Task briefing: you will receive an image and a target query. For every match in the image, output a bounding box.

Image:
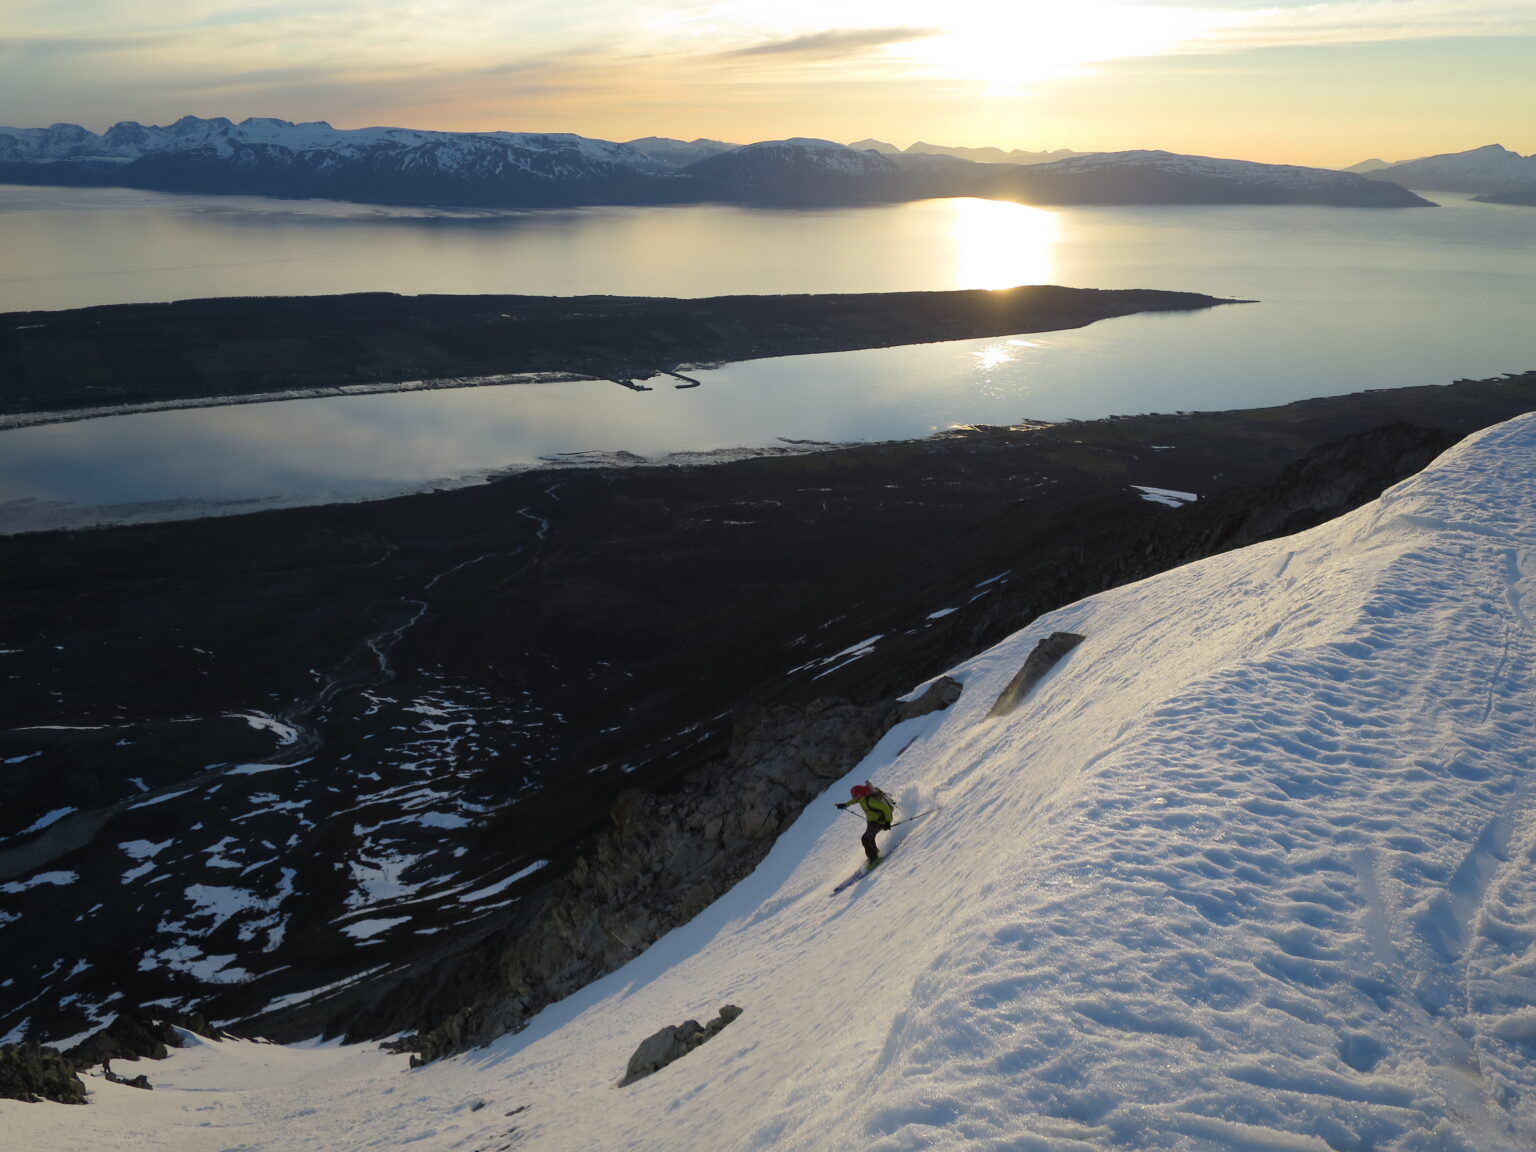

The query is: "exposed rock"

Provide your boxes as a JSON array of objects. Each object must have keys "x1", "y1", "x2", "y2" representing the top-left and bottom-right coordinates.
[
  {"x1": 395, "y1": 693, "x2": 939, "y2": 1065},
  {"x1": 0, "y1": 1043, "x2": 87, "y2": 1104},
  {"x1": 897, "y1": 676, "x2": 964, "y2": 721},
  {"x1": 0, "y1": 1010, "x2": 215, "y2": 1104},
  {"x1": 620, "y1": 1005, "x2": 743, "y2": 1086},
  {"x1": 63, "y1": 1011, "x2": 204, "y2": 1069},
  {"x1": 102, "y1": 1067, "x2": 153, "y2": 1090},
  {"x1": 988, "y1": 634, "x2": 1085, "y2": 717}
]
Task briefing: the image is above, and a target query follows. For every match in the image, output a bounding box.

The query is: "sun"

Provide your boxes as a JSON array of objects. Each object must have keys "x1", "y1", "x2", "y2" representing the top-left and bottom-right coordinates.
[{"x1": 947, "y1": 197, "x2": 1059, "y2": 290}]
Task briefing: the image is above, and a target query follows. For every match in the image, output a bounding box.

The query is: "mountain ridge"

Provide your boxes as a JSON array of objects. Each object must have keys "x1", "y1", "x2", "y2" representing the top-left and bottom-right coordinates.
[
  {"x1": 1361, "y1": 143, "x2": 1536, "y2": 194},
  {"x1": 0, "y1": 115, "x2": 1431, "y2": 209}
]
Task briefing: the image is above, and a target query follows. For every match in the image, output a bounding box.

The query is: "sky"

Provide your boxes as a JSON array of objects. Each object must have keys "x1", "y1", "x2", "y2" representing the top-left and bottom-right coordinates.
[{"x1": 1, "y1": 0, "x2": 1533, "y2": 168}]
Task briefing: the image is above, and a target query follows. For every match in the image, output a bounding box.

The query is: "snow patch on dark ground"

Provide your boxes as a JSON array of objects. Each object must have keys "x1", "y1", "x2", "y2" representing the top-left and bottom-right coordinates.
[{"x1": 8, "y1": 414, "x2": 1536, "y2": 1150}]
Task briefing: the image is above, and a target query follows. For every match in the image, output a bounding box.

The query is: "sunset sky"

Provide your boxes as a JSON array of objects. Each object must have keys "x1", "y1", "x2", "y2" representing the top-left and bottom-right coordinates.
[{"x1": 3, "y1": 0, "x2": 1532, "y2": 168}]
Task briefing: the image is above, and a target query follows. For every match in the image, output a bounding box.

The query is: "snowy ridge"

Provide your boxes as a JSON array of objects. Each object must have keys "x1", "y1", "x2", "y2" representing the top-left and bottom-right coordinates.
[
  {"x1": 906, "y1": 140, "x2": 1088, "y2": 165},
  {"x1": 1033, "y1": 148, "x2": 1400, "y2": 191},
  {"x1": 11, "y1": 414, "x2": 1536, "y2": 1149},
  {"x1": 0, "y1": 115, "x2": 668, "y2": 182},
  {"x1": 1363, "y1": 144, "x2": 1536, "y2": 194},
  {"x1": 685, "y1": 136, "x2": 903, "y2": 177},
  {"x1": 623, "y1": 136, "x2": 740, "y2": 168}
]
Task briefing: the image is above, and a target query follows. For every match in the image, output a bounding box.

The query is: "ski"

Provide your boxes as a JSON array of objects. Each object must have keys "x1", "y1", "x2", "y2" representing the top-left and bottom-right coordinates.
[{"x1": 830, "y1": 856, "x2": 886, "y2": 896}]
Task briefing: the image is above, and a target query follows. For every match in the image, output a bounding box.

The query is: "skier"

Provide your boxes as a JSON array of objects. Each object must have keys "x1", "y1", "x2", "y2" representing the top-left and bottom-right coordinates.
[{"x1": 835, "y1": 783, "x2": 894, "y2": 866}]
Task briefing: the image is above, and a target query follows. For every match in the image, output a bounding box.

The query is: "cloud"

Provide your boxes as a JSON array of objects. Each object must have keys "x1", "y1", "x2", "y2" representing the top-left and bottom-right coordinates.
[
  {"x1": 1175, "y1": 0, "x2": 1536, "y2": 50},
  {"x1": 722, "y1": 26, "x2": 939, "y2": 60}
]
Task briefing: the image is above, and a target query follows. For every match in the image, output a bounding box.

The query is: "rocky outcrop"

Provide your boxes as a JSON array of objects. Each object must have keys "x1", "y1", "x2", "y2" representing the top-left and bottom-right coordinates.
[
  {"x1": 619, "y1": 1005, "x2": 743, "y2": 1086},
  {"x1": 0, "y1": 1043, "x2": 87, "y2": 1104},
  {"x1": 899, "y1": 676, "x2": 964, "y2": 720},
  {"x1": 101, "y1": 1066, "x2": 153, "y2": 1090},
  {"x1": 63, "y1": 1011, "x2": 204, "y2": 1070},
  {"x1": 988, "y1": 633, "x2": 1086, "y2": 717},
  {"x1": 393, "y1": 680, "x2": 962, "y2": 1065},
  {"x1": 0, "y1": 1011, "x2": 212, "y2": 1104}
]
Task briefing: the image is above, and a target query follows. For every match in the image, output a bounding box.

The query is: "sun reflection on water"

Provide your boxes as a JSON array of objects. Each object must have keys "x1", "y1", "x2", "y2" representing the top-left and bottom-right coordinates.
[
  {"x1": 974, "y1": 338, "x2": 1039, "y2": 371},
  {"x1": 947, "y1": 198, "x2": 1059, "y2": 290}
]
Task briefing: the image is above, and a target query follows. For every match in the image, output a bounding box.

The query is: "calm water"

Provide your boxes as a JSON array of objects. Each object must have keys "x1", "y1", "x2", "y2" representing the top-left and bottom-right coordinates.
[{"x1": 1, "y1": 185, "x2": 1533, "y2": 532}]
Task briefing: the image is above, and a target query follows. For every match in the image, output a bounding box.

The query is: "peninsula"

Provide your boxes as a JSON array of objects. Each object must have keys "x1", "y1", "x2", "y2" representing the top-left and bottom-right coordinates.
[{"x1": 0, "y1": 286, "x2": 1236, "y2": 426}]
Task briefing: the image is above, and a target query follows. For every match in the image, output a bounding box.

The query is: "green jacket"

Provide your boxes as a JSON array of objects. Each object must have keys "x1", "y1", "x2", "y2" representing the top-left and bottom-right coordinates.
[{"x1": 839, "y1": 794, "x2": 894, "y2": 824}]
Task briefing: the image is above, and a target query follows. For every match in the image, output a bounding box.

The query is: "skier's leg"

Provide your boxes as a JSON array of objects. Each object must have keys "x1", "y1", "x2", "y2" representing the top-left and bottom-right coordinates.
[{"x1": 861, "y1": 824, "x2": 880, "y2": 862}]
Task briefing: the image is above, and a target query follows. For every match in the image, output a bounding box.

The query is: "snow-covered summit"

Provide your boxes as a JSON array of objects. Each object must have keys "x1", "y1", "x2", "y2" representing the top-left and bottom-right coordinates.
[
  {"x1": 1364, "y1": 144, "x2": 1536, "y2": 194},
  {"x1": 623, "y1": 136, "x2": 740, "y2": 168},
  {"x1": 680, "y1": 137, "x2": 904, "y2": 194},
  {"x1": 12, "y1": 412, "x2": 1536, "y2": 1149}
]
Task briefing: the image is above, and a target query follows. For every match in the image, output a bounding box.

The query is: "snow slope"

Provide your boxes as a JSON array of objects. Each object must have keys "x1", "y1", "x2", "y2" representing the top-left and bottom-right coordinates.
[{"x1": 10, "y1": 413, "x2": 1536, "y2": 1150}]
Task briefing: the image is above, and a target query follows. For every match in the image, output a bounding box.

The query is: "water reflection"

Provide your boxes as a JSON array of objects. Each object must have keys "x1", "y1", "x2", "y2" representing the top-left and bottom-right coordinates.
[
  {"x1": 1, "y1": 189, "x2": 1533, "y2": 533},
  {"x1": 974, "y1": 338, "x2": 1038, "y2": 371},
  {"x1": 0, "y1": 187, "x2": 1078, "y2": 312},
  {"x1": 947, "y1": 199, "x2": 1058, "y2": 289}
]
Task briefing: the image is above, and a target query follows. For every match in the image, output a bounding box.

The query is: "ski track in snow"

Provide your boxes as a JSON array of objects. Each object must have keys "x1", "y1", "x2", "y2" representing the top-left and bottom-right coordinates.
[{"x1": 10, "y1": 414, "x2": 1536, "y2": 1151}]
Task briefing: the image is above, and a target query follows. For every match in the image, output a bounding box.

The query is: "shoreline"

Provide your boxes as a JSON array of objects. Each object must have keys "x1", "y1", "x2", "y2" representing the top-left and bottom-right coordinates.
[
  {"x1": 0, "y1": 285, "x2": 1237, "y2": 426},
  {"x1": 0, "y1": 369, "x2": 586, "y2": 432}
]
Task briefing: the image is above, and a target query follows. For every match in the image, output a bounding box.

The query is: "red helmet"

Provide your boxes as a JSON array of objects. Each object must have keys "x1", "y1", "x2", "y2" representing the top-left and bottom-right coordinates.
[{"x1": 849, "y1": 784, "x2": 872, "y2": 799}]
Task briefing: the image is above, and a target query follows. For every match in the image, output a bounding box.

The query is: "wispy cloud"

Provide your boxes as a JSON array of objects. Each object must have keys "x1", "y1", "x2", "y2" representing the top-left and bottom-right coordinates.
[
  {"x1": 723, "y1": 27, "x2": 939, "y2": 60},
  {"x1": 1173, "y1": 0, "x2": 1536, "y2": 50}
]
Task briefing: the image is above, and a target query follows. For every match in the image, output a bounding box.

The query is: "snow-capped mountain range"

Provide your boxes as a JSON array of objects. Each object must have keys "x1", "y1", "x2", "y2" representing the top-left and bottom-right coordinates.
[
  {"x1": 0, "y1": 115, "x2": 1431, "y2": 209},
  {"x1": 0, "y1": 115, "x2": 688, "y2": 207},
  {"x1": 0, "y1": 115, "x2": 665, "y2": 176},
  {"x1": 10, "y1": 409, "x2": 1536, "y2": 1150}
]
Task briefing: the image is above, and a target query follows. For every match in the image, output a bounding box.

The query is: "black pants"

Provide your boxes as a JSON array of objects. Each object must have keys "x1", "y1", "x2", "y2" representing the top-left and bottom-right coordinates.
[{"x1": 862, "y1": 820, "x2": 891, "y2": 862}]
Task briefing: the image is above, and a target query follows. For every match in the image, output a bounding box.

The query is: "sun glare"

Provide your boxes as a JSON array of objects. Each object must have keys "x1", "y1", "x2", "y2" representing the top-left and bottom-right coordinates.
[
  {"x1": 899, "y1": 2, "x2": 1231, "y2": 92},
  {"x1": 948, "y1": 198, "x2": 1058, "y2": 290}
]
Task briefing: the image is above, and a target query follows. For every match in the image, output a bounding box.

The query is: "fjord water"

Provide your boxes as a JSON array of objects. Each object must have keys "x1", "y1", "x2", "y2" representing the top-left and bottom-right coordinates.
[{"x1": 1, "y1": 185, "x2": 1532, "y2": 532}]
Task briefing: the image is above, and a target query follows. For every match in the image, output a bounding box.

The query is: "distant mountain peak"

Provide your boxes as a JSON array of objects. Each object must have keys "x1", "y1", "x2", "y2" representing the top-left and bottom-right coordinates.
[
  {"x1": 899, "y1": 140, "x2": 1089, "y2": 166},
  {"x1": 1361, "y1": 143, "x2": 1536, "y2": 194},
  {"x1": 622, "y1": 136, "x2": 739, "y2": 169}
]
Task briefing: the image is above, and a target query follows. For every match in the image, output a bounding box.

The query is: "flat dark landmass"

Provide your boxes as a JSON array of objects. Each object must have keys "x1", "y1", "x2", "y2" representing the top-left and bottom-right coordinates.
[
  {"x1": 0, "y1": 286, "x2": 1232, "y2": 422},
  {"x1": 2, "y1": 364, "x2": 1534, "y2": 1045},
  {"x1": 1472, "y1": 190, "x2": 1536, "y2": 206}
]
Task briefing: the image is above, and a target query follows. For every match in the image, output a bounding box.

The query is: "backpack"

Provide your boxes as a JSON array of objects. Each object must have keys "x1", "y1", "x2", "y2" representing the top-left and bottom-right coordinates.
[{"x1": 862, "y1": 781, "x2": 896, "y2": 814}]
